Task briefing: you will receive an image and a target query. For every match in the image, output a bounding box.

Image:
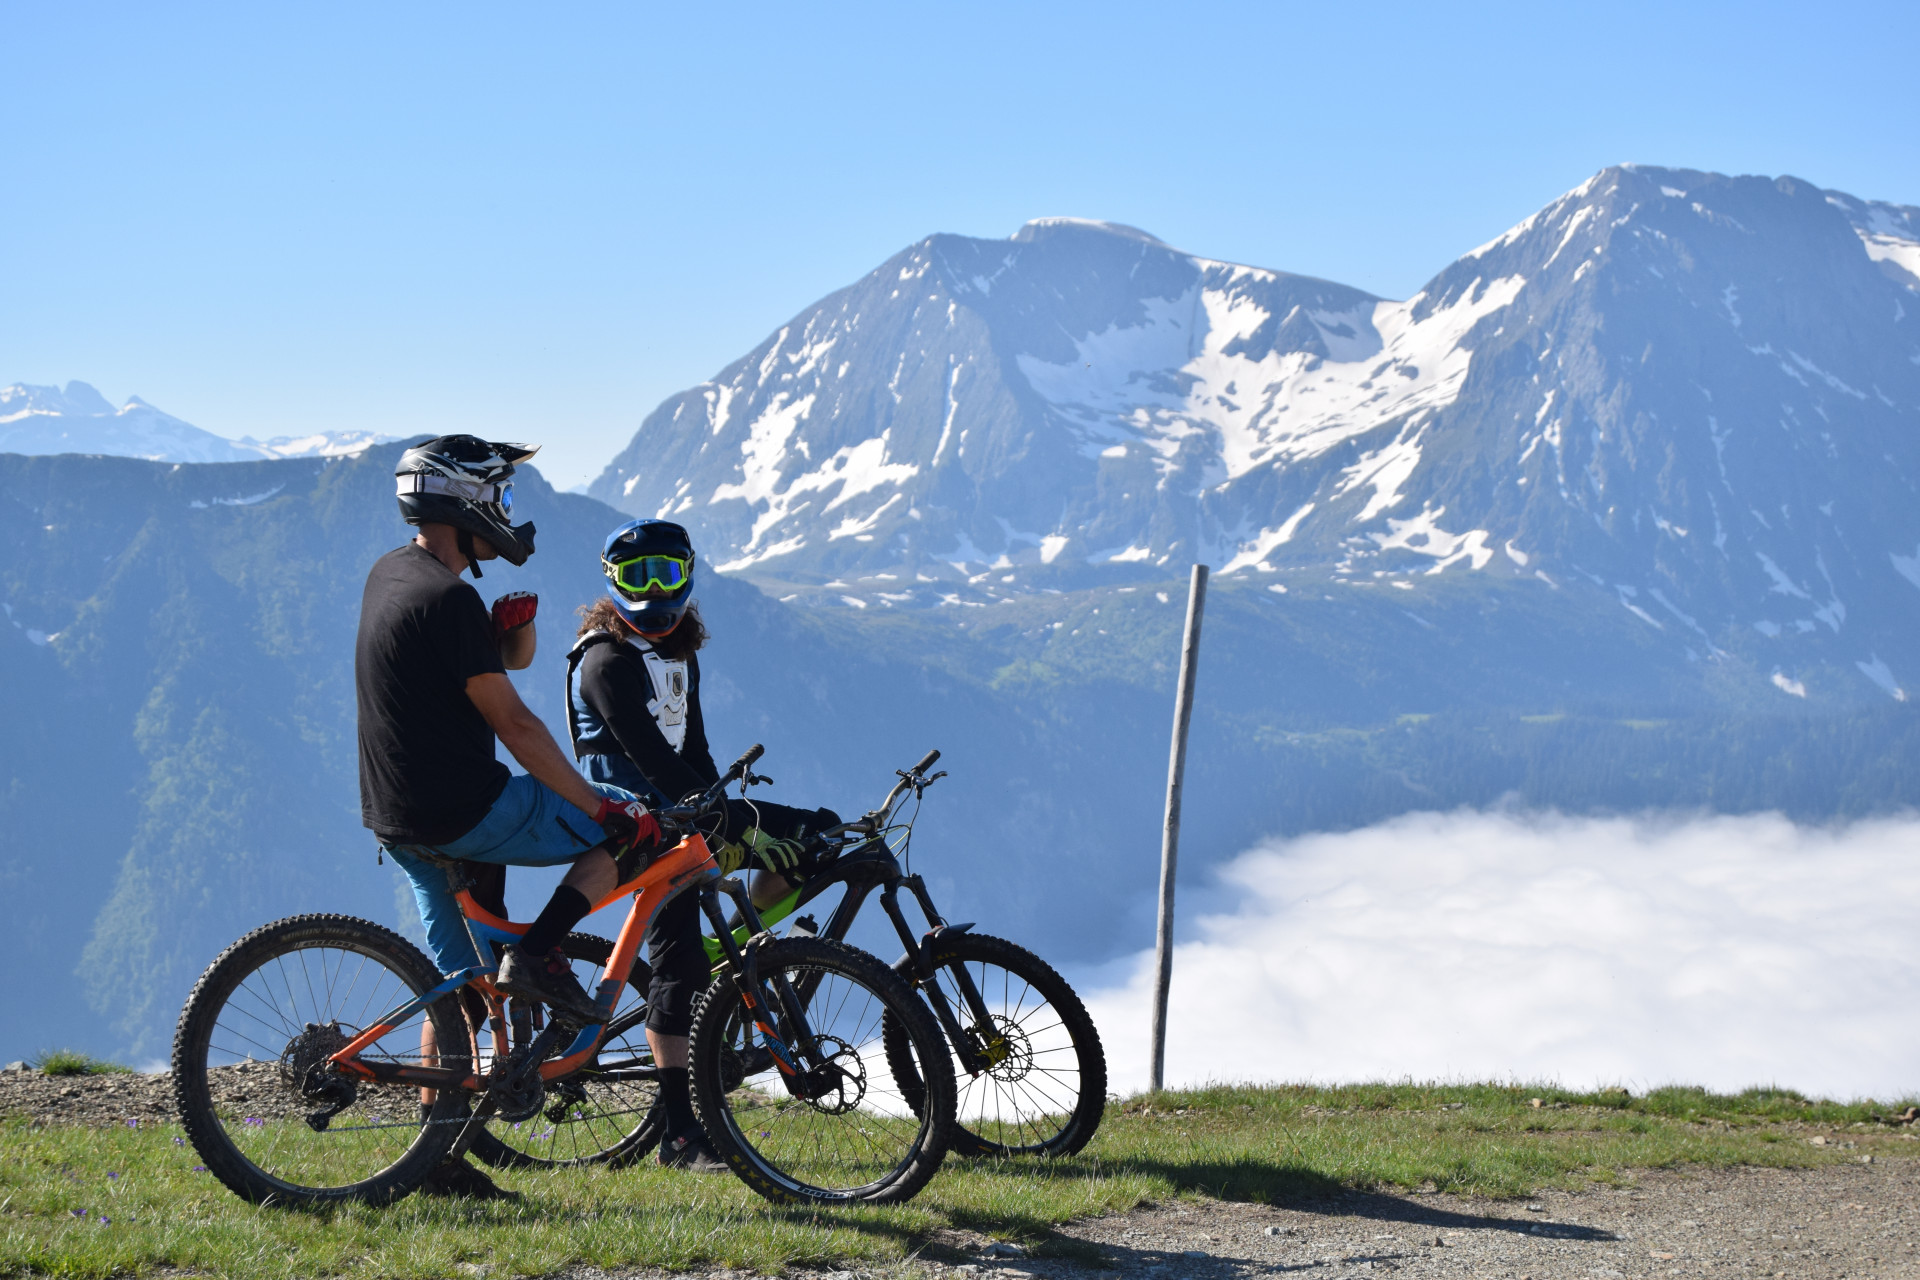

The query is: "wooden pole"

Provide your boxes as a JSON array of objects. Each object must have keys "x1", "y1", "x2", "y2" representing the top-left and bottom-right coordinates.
[{"x1": 1150, "y1": 563, "x2": 1208, "y2": 1093}]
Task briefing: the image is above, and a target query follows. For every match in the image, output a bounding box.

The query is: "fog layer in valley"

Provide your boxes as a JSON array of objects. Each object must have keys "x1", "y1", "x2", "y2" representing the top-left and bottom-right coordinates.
[{"x1": 1081, "y1": 810, "x2": 1920, "y2": 1100}]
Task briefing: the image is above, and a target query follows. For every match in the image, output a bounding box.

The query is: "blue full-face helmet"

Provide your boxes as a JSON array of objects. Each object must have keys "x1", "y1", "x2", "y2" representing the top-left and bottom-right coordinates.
[{"x1": 602, "y1": 518, "x2": 696, "y2": 636}]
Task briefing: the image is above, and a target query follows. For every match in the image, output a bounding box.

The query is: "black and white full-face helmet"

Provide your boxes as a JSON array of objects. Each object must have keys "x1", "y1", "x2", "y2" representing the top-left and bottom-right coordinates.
[{"x1": 395, "y1": 435, "x2": 539, "y2": 574}]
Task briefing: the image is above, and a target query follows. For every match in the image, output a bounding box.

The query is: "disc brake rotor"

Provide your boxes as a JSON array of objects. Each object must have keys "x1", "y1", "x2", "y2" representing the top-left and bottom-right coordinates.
[
  {"x1": 971, "y1": 1014, "x2": 1034, "y2": 1083},
  {"x1": 796, "y1": 1036, "x2": 866, "y2": 1115}
]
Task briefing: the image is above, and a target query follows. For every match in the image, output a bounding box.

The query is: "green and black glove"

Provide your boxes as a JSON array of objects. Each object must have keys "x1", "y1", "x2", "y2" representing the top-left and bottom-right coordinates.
[{"x1": 714, "y1": 827, "x2": 804, "y2": 876}]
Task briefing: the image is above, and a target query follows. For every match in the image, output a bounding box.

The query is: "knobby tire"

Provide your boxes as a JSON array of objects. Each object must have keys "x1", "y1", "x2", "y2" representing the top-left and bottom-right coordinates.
[
  {"x1": 883, "y1": 931, "x2": 1106, "y2": 1158},
  {"x1": 688, "y1": 936, "x2": 955, "y2": 1205},
  {"x1": 171, "y1": 914, "x2": 468, "y2": 1207}
]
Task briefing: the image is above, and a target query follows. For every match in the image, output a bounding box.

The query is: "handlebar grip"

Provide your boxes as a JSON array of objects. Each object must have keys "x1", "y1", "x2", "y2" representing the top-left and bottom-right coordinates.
[
  {"x1": 912, "y1": 749, "x2": 941, "y2": 775},
  {"x1": 730, "y1": 744, "x2": 765, "y2": 778}
]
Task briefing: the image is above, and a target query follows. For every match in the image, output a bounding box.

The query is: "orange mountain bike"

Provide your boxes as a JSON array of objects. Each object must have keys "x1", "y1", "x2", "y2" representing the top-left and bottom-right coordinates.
[{"x1": 171, "y1": 746, "x2": 956, "y2": 1207}]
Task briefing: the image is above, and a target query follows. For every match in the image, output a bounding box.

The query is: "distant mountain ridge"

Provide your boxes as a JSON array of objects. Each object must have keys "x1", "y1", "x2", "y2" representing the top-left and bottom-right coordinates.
[
  {"x1": 12, "y1": 445, "x2": 1920, "y2": 1065},
  {"x1": 591, "y1": 166, "x2": 1920, "y2": 704},
  {"x1": 0, "y1": 381, "x2": 392, "y2": 462}
]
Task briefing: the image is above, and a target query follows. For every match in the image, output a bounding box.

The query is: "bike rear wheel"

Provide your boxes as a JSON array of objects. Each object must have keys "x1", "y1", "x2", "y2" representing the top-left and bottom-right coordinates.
[
  {"x1": 468, "y1": 932, "x2": 667, "y2": 1169},
  {"x1": 885, "y1": 932, "x2": 1106, "y2": 1157},
  {"x1": 688, "y1": 936, "x2": 954, "y2": 1204},
  {"x1": 171, "y1": 914, "x2": 467, "y2": 1206}
]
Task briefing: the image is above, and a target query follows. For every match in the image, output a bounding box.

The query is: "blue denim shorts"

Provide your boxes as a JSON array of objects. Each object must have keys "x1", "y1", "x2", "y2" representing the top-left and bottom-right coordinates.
[{"x1": 384, "y1": 773, "x2": 634, "y2": 974}]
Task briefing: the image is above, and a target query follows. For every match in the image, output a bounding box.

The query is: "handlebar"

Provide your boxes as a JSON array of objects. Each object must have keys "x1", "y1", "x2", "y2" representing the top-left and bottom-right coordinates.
[
  {"x1": 730, "y1": 743, "x2": 766, "y2": 779},
  {"x1": 655, "y1": 743, "x2": 765, "y2": 834},
  {"x1": 818, "y1": 748, "x2": 946, "y2": 839},
  {"x1": 655, "y1": 743, "x2": 939, "y2": 845}
]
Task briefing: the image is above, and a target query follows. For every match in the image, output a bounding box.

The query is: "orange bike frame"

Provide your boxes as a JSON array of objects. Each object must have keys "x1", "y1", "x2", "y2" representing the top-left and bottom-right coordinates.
[{"x1": 327, "y1": 835, "x2": 717, "y2": 1089}]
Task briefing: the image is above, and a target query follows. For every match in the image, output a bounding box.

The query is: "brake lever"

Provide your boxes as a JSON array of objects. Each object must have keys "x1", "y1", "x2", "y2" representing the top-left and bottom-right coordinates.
[
  {"x1": 743, "y1": 770, "x2": 773, "y2": 788},
  {"x1": 655, "y1": 804, "x2": 700, "y2": 833}
]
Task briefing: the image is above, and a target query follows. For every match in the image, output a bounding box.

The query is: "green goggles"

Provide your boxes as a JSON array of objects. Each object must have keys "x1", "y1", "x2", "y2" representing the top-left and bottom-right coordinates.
[{"x1": 605, "y1": 553, "x2": 692, "y2": 595}]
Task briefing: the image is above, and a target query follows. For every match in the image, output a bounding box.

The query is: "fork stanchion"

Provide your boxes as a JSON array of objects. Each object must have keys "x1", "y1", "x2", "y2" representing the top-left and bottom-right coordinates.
[{"x1": 1150, "y1": 563, "x2": 1208, "y2": 1094}]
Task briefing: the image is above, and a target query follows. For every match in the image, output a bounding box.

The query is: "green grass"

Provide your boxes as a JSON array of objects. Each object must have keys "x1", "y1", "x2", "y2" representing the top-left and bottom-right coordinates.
[
  {"x1": 29, "y1": 1050, "x2": 134, "y2": 1078},
  {"x1": 4, "y1": 1081, "x2": 1916, "y2": 1279}
]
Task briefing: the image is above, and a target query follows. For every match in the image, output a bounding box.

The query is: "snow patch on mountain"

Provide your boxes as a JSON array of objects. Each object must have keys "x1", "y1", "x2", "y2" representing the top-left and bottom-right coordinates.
[
  {"x1": 0, "y1": 382, "x2": 391, "y2": 463},
  {"x1": 1825, "y1": 191, "x2": 1920, "y2": 292},
  {"x1": 1015, "y1": 272, "x2": 1524, "y2": 488}
]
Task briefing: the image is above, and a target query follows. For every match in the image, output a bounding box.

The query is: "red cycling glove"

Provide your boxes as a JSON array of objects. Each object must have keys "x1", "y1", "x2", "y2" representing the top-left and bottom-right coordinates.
[
  {"x1": 491, "y1": 591, "x2": 538, "y2": 635},
  {"x1": 593, "y1": 795, "x2": 662, "y2": 857}
]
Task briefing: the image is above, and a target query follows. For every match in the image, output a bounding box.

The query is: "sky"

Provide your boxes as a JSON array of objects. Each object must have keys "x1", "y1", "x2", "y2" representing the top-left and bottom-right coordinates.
[
  {"x1": 5, "y1": 2, "x2": 1916, "y2": 489},
  {"x1": 1080, "y1": 809, "x2": 1920, "y2": 1101}
]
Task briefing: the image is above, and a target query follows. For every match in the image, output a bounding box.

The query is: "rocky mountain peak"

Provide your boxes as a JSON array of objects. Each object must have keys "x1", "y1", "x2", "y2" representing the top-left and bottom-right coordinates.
[
  {"x1": 1010, "y1": 217, "x2": 1169, "y2": 246},
  {"x1": 591, "y1": 166, "x2": 1920, "y2": 702}
]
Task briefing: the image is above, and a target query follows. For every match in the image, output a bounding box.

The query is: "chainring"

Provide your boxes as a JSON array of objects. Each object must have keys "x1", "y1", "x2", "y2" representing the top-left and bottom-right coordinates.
[{"x1": 490, "y1": 1046, "x2": 549, "y2": 1124}]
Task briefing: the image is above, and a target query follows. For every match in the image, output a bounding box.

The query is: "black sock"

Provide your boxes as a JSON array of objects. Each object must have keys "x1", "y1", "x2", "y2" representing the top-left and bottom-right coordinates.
[
  {"x1": 520, "y1": 885, "x2": 592, "y2": 957},
  {"x1": 658, "y1": 1066, "x2": 695, "y2": 1137}
]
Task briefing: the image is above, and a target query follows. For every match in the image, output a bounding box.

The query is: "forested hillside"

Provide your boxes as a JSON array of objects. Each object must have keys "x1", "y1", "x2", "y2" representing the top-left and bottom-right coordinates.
[{"x1": 5, "y1": 444, "x2": 1917, "y2": 1062}]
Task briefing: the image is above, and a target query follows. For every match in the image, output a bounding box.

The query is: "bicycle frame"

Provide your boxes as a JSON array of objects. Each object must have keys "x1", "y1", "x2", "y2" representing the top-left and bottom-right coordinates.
[
  {"x1": 708, "y1": 839, "x2": 1005, "y2": 1078},
  {"x1": 323, "y1": 835, "x2": 718, "y2": 1094},
  {"x1": 322, "y1": 825, "x2": 845, "y2": 1142}
]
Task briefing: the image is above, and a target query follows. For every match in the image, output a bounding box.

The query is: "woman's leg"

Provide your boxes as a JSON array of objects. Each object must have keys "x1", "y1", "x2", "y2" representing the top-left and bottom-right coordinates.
[{"x1": 642, "y1": 885, "x2": 724, "y2": 1167}]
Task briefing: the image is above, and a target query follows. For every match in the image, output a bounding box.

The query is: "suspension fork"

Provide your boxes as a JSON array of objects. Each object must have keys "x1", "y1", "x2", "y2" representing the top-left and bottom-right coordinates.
[
  {"x1": 698, "y1": 878, "x2": 828, "y2": 1089},
  {"x1": 880, "y1": 876, "x2": 996, "y2": 1075}
]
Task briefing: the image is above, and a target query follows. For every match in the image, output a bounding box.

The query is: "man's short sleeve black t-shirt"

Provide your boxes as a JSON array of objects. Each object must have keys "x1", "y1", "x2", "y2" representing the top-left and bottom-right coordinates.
[{"x1": 356, "y1": 544, "x2": 510, "y2": 845}]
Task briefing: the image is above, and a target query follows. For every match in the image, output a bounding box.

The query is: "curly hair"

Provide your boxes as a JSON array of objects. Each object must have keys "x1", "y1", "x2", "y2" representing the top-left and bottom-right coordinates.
[{"x1": 574, "y1": 596, "x2": 708, "y2": 659}]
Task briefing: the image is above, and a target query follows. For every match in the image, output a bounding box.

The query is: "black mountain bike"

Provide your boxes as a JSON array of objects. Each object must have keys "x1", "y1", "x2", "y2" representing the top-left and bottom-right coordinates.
[
  {"x1": 472, "y1": 750, "x2": 1106, "y2": 1168},
  {"x1": 717, "y1": 750, "x2": 1106, "y2": 1158}
]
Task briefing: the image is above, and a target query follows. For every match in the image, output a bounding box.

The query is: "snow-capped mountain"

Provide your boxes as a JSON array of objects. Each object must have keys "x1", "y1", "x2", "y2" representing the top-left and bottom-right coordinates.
[
  {"x1": 0, "y1": 382, "x2": 392, "y2": 462},
  {"x1": 593, "y1": 167, "x2": 1920, "y2": 700}
]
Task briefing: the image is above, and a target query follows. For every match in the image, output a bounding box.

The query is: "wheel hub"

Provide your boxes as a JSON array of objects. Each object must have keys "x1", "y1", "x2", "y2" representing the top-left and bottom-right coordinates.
[
  {"x1": 970, "y1": 1015, "x2": 1033, "y2": 1083},
  {"x1": 795, "y1": 1036, "x2": 866, "y2": 1114}
]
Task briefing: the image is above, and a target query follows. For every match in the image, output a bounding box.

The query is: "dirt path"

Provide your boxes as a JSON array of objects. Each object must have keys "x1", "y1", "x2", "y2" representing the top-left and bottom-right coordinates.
[{"x1": 938, "y1": 1162, "x2": 1919, "y2": 1279}]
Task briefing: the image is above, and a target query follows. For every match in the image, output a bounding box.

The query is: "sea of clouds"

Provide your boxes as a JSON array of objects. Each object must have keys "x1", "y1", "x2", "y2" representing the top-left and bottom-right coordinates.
[{"x1": 1078, "y1": 809, "x2": 1920, "y2": 1101}]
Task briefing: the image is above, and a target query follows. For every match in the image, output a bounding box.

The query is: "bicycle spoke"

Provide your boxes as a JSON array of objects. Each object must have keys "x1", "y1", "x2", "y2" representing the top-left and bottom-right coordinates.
[
  {"x1": 196, "y1": 937, "x2": 438, "y2": 1193},
  {"x1": 707, "y1": 955, "x2": 936, "y2": 1198}
]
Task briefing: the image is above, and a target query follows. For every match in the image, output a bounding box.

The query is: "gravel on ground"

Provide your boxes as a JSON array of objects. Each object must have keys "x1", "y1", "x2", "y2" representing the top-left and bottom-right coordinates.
[
  {"x1": 927, "y1": 1162, "x2": 1920, "y2": 1280},
  {"x1": 0, "y1": 1061, "x2": 365, "y2": 1127}
]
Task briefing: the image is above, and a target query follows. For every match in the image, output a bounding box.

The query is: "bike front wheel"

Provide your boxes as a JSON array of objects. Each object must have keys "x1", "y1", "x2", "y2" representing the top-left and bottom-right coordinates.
[
  {"x1": 468, "y1": 932, "x2": 667, "y2": 1169},
  {"x1": 885, "y1": 932, "x2": 1106, "y2": 1157},
  {"x1": 688, "y1": 936, "x2": 954, "y2": 1204},
  {"x1": 171, "y1": 914, "x2": 467, "y2": 1206}
]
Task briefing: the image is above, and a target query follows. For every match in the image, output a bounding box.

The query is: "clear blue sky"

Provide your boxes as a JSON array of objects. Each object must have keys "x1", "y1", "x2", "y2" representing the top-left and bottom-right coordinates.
[{"x1": 5, "y1": 1, "x2": 1915, "y2": 488}]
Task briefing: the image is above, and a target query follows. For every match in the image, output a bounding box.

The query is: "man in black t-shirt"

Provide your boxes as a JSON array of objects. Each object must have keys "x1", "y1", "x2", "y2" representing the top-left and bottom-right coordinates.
[{"x1": 357, "y1": 436, "x2": 659, "y2": 1037}]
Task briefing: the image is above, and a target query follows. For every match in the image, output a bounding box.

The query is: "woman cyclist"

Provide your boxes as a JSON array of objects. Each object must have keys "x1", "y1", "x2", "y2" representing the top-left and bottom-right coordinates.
[{"x1": 566, "y1": 517, "x2": 839, "y2": 1171}]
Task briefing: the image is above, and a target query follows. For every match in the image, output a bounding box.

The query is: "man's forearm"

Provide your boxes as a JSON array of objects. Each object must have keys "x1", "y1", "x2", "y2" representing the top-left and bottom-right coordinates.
[
  {"x1": 498, "y1": 713, "x2": 608, "y2": 818},
  {"x1": 499, "y1": 624, "x2": 536, "y2": 671}
]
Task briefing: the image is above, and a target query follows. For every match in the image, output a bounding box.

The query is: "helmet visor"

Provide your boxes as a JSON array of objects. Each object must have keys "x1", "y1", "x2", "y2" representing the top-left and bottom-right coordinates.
[{"x1": 607, "y1": 553, "x2": 691, "y2": 596}]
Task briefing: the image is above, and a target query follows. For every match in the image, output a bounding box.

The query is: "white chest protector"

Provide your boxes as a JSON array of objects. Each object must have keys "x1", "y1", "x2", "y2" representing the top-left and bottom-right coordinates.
[{"x1": 633, "y1": 637, "x2": 690, "y2": 753}]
